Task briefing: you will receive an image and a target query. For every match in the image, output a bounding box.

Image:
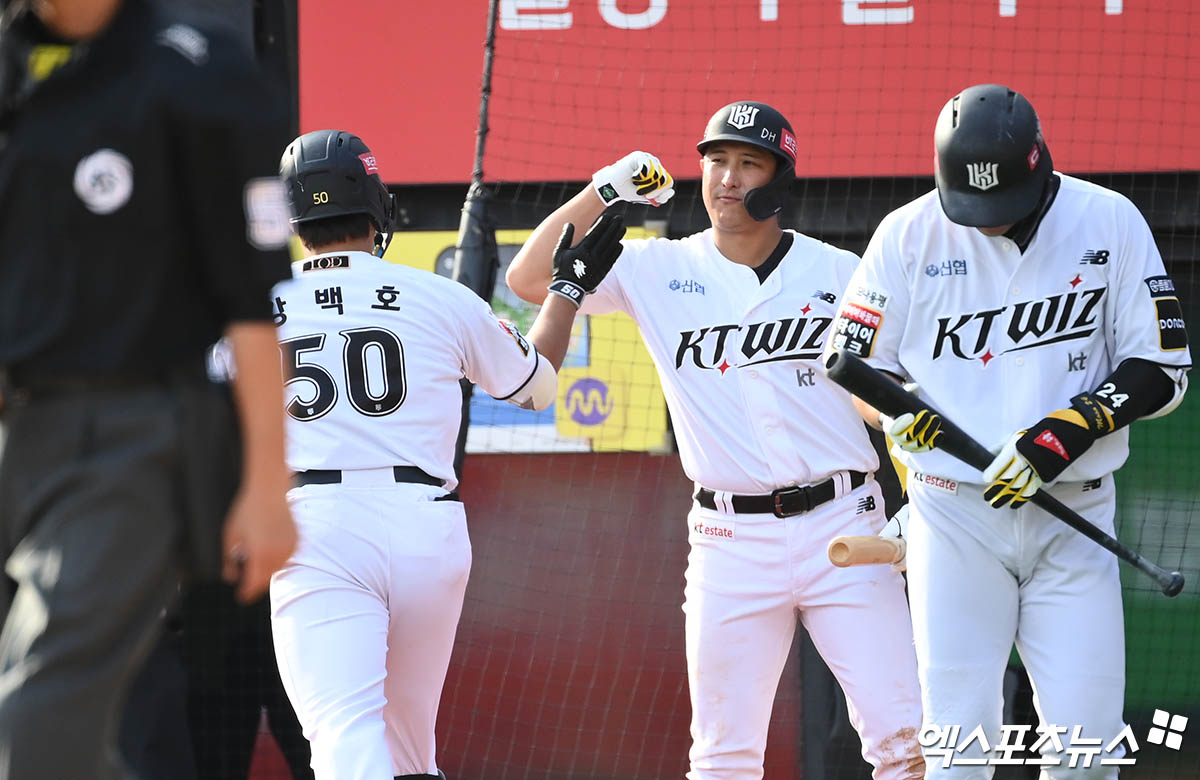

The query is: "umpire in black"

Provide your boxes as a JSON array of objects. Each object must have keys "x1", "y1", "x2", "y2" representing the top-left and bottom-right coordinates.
[{"x1": 0, "y1": 0, "x2": 298, "y2": 777}]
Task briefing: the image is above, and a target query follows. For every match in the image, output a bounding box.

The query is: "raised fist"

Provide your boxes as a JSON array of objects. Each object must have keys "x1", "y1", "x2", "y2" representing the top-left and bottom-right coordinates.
[
  {"x1": 547, "y1": 213, "x2": 626, "y2": 307},
  {"x1": 592, "y1": 151, "x2": 675, "y2": 207}
]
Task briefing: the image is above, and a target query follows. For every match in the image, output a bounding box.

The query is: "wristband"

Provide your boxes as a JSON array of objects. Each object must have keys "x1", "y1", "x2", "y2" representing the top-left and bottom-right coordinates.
[{"x1": 548, "y1": 279, "x2": 585, "y2": 307}]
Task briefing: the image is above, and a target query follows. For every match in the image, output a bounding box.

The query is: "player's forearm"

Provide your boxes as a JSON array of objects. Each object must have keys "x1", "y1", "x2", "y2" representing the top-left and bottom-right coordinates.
[
  {"x1": 850, "y1": 370, "x2": 906, "y2": 429},
  {"x1": 226, "y1": 322, "x2": 291, "y2": 490},
  {"x1": 525, "y1": 294, "x2": 582, "y2": 372},
  {"x1": 507, "y1": 186, "x2": 607, "y2": 305},
  {"x1": 854, "y1": 395, "x2": 885, "y2": 430}
]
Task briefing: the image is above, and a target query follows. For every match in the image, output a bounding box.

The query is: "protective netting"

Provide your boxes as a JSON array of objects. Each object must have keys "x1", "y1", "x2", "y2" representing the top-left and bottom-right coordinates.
[
  {"x1": 432, "y1": 3, "x2": 1200, "y2": 779},
  {"x1": 269, "y1": 2, "x2": 1200, "y2": 778}
]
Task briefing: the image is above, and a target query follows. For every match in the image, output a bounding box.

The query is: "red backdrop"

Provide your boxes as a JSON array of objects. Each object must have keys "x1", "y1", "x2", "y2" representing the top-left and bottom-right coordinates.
[
  {"x1": 299, "y1": 1, "x2": 1199, "y2": 184},
  {"x1": 438, "y1": 452, "x2": 803, "y2": 779}
]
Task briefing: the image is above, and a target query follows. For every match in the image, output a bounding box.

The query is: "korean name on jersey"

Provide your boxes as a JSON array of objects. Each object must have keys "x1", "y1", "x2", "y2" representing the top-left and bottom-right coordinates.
[{"x1": 271, "y1": 251, "x2": 539, "y2": 489}]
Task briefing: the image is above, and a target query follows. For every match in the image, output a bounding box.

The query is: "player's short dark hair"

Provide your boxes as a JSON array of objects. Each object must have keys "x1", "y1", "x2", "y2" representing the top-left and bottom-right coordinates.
[{"x1": 295, "y1": 214, "x2": 372, "y2": 249}]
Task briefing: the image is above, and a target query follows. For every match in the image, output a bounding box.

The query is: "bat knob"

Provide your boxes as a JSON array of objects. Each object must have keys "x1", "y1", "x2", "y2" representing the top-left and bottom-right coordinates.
[
  {"x1": 1163, "y1": 572, "x2": 1185, "y2": 598},
  {"x1": 828, "y1": 540, "x2": 852, "y2": 567}
]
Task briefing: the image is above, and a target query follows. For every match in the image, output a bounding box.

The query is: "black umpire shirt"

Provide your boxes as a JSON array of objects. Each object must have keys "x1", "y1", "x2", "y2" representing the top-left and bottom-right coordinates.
[{"x1": 0, "y1": 0, "x2": 292, "y2": 379}]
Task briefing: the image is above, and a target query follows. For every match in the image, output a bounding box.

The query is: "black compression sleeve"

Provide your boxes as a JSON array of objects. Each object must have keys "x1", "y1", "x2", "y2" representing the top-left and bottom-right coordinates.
[{"x1": 1070, "y1": 358, "x2": 1177, "y2": 434}]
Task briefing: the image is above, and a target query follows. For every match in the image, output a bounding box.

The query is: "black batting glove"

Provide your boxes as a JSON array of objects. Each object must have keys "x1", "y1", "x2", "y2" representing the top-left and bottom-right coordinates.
[
  {"x1": 547, "y1": 213, "x2": 626, "y2": 307},
  {"x1": 982, "y1": 395, "x2": 1110, "y2": 509}
]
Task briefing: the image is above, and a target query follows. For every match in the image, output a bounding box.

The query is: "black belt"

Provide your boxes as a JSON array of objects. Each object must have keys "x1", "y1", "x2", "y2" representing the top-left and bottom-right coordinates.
[
  {"x1": 695, "y1": 471, "x2": 868, "y2": 518},
  {"x1": 293, "y1": 466, "x2": 460, "y2": 501}
]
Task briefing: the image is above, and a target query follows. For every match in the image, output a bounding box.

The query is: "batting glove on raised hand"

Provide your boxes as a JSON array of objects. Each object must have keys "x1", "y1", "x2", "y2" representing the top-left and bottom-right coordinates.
[
  {"x1": 981, "y1": 394, "x2": 1112, "y2": 509},
  {"x1": 879, "y1": 384, "x2": 943, "y2": 453},
  {"x1": 592, "y1": 151, "x2": 675, "y2": 207},
  {"x1": 880, "y1": 503, "x2": 909, "y2": 572},
  {"x1": 547, "y1": 213, "x2": 626, "y2": 307}
]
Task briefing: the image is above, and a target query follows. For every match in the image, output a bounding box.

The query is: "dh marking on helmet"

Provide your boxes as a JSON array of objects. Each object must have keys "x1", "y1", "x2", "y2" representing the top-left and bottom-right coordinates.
[
  {"x1": 966, "y1": 162, "x2": 1000, "y2": 191},
  {"x1": 727, "y1": 104, "x2": 760, "y2": 130}
]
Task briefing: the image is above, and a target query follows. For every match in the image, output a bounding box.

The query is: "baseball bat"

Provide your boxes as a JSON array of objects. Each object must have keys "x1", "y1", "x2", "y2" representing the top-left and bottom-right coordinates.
[
  {"x1": 824, "y1": 349, "x2": 1185, "y2": 598},
  {"x1": 828, "y1": 536, "x2": 905, "y2": 567}
]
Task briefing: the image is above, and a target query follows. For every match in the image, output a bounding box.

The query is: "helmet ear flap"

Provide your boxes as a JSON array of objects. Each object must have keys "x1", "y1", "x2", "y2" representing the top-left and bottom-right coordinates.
[
  {"x1": 742, "y1": 168, "x2": 792, "y2": 221},
  {"x1": 372, "y1": 190, "x2": 396, "y2": 235}
]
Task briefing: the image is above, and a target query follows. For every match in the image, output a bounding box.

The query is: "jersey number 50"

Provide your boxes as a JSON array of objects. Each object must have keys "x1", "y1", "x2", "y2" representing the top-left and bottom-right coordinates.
[{"x1": 279, "y1": 327, "x2": 406, "y2": 421}]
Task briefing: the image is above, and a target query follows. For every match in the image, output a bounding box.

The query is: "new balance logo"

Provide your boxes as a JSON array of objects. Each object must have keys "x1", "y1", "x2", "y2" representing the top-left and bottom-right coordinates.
[
  {"x1": 856, "y1": 496, "x2": 876, "y2": 514},
  {"x1": 966, "y1": 162, "x2": 1000, "y2": 191},
  {"x1": 1080, "y1": 249, "x2": 1110, "y2": 265}
]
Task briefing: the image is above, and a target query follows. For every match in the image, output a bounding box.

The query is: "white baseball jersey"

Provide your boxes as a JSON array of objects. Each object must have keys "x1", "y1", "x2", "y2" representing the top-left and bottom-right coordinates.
[
  {"x1": 271, "y1": 250, "x2": 539, "y2": 490},
  {"x1": 830, "y1": 174, "x2": 1191, "y2": 483},
  {"x1": 581, "y1": 228, "x2": 878, "y2": 493}
]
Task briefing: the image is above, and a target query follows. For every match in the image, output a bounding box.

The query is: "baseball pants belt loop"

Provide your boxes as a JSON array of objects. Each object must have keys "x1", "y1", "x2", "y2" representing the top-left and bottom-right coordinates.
[{"x1": 694, "y1": 470, "x2": 868, "y2": 517}]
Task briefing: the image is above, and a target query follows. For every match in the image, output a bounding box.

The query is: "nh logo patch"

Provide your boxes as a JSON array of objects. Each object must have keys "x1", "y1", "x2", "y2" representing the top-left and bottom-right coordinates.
[
  {"x1": 727, "y1": 104, "x2": 760, "y2": 130},
  {"x1": 966, "y1": 162, "x2": 1000, "y2": 191}
]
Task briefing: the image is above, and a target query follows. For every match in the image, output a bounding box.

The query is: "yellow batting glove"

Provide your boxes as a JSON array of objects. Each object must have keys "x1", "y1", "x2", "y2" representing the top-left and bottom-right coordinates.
[
  {"x1": 981, "y1": 431, "x2": 1044, "y2": 509},
  {"x1": 593, "y1": 151, "x2": 676, "y2": 207},
  {"x1": 981, "y1": 403, "x2": 1104, "y2": 509},
  {"x1": 878, "y1": 384, "x2": 942, "y2": 453}
]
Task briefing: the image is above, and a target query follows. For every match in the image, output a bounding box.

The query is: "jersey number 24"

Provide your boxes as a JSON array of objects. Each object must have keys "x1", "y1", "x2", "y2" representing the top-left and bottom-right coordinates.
[{"x1": 280, "y1": 327, "x2": 406, "y2": 421}]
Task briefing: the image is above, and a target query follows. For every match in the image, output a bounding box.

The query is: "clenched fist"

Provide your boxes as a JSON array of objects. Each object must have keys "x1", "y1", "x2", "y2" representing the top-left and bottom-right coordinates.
[
  {"x1": 592, "y1": 151, "x2": 675, "y2": 207},
  {"x1": 547, "y1": 213, "x2": 626, "y2": 307}
]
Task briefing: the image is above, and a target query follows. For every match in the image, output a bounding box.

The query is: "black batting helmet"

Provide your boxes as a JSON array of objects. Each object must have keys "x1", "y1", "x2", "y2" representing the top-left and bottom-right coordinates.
[
  {"x1": 697, "y1": 101, "x2": 798, "y2": 221},
  {"x1": 280, "y1": 129, "x2": 395, "y2": 234},
  {"x1": 934, "y1": 84, "x2": 1053, "y2": 228}
]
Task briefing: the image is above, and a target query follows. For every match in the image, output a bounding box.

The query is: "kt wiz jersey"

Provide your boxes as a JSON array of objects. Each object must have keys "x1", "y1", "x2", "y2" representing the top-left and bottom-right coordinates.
[
  {"x1": 581, "y1": 229, "x2": 878, "y2": 494},
  {"x1": 273, "y1": 251, "x2": 539, "y2": 490},
  {"x1": 831, "y1": 174, "x2": 1191, "y2": 483}
]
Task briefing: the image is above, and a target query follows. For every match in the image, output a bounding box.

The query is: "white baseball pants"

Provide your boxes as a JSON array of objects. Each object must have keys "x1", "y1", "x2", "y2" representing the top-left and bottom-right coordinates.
[
  {"x1": 683, "y1": 477, "x2": 925, "y2": 780},
  {"x1": 270, "y1": 472, "x2": 471, "y2": 780},
  {"x1": 905, "y1": 475, "x2": 1125, "y2": 780}
]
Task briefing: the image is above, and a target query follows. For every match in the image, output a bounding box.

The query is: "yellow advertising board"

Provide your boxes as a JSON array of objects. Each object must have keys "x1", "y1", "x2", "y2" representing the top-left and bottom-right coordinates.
[{"x1": 371, "y1": 227, "x2": 668, "y2": 453}]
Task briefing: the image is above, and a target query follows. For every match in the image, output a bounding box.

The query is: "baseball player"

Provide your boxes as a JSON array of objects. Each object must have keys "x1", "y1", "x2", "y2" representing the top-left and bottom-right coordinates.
[
  {"x1": 506, "y1": 101, "x2": 924, "y2": 780},
  {"x1": 269, "y1": 129, "x2": 624, "y2": 780},
  {"x1": 828, "y1": 84, "x2": 1191, "y2": 778}
]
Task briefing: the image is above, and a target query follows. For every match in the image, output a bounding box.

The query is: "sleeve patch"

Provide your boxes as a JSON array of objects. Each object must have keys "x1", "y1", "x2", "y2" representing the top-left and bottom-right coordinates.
[
  {"x1": 849, "y1": 285, "x2": 889, "y2": 310},
  {"x1": 1155, "y1": 297, "x2": 1189, "y2": 351},
  {"x1": 498, "y1": 319, "x2": 531, "y2": 357},
  {"x1": 1145, "y1": 275, "x2": 1177, "y2": 298},
  {"x1": 831, "y1": 303, "x2": 882, "y2": 357}
]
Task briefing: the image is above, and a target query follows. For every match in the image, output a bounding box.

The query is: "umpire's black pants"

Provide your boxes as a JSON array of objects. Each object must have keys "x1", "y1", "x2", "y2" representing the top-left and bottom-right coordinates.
[{"x1": 0, "y1": 386, "x2": 186, "y2": 780}]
